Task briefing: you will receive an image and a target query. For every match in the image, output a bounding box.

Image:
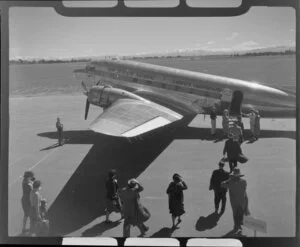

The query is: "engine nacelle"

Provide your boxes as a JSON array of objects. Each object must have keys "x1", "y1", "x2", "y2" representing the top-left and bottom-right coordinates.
[{"x1": 87, "y1": 86, "x2": 145, "y2": 108}]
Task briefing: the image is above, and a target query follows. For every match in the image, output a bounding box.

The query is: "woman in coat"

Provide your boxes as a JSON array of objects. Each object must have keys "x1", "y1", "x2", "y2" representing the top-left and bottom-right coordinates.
[
  {"x1": 21, "y1": 171, "x2": 35, "y2": 233},
  {"x1": 120, "y1": 179, "x2": 150, "y2": 237},
  {"x1": 29, "y1": 180, "x2": 42, "y2": 235},
  {"x1": 166, "y1": 173, "x2": 188, "y2": 228}
]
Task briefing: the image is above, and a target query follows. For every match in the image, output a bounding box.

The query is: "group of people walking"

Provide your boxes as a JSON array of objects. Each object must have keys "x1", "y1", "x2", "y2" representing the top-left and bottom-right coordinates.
[
  {"x1": 20, "y1": 112, "x2": 252, "y2": 237},
  {"x1": 105, "y1": 162, "x2": 249, "y2": 237},
  {"x1": 21, "y1": 171, "x2": 49, "y2": 236},
  {"x1": 104, "y1": 170, "x2": 188, "y2": 237},
  {"x1": 104, "y1": 170, "x2": 151, "y2": 237},
  {"x1": 218, "y1": 108, "x2": 260, "y2": 142},
  {"x1": 209, "y1": 162, "x2": 250, "y2": 233},
  {"x1": 210, "y1": 107, "x2": 252, "y2": 233}
]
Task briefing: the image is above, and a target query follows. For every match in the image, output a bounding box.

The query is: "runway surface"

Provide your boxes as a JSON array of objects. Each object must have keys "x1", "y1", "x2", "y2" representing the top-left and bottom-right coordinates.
[{"x1": 9, "y1": 95, "x2": 296, "y2": 238}]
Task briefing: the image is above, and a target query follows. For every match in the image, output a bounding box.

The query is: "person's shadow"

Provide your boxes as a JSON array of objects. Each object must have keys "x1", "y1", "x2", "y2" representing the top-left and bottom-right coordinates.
[
  {"x1": 81, "y1": 220, "x2": 122, "y2": 237},
  {"x1": 195, "y1": 212, "x2": 221, "y2": 231},
  {"x1": 222, "y1": 229, "x2": 247, "y2": 237},
  {"x1": 150, "y1": 227, "x2": 176, "y2": 237}
]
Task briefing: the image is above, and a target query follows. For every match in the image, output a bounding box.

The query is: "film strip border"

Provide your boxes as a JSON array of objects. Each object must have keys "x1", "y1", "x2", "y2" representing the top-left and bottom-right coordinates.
[
  {"x1": 2, "y1": 237, "x2": 299, "y2": 246},
  {"x1": 0, "y1": 1, "x2": 299, "y2": 247},
  {"x1": 61, "y1": 237, "x2": 242, "y2": 246}
]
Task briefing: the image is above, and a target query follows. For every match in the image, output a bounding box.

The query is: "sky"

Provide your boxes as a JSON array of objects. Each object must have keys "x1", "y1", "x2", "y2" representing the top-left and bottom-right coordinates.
[{"x1": 9, "y1": 1, "x2": 296, "y2": 59}]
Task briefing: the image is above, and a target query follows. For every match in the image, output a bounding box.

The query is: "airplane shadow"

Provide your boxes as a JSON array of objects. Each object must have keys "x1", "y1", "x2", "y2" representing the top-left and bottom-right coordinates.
[
  {"x1": 45, "y1": 117, "x2": 195, "y2": 236},
  {"x1": 195, "y1": 212, "x2": 220, "y2": 232},
  {"x1": 81, "y1": 220, "x2": 122, "y2": 237}
]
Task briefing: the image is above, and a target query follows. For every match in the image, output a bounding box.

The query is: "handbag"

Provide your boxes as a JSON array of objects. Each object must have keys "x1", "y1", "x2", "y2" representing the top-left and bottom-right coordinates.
[
  {"x1": 35, "y1": 219, "x2": 50, "y2": 236},
  {"x1": 135, "y1": 198, "x2": 151, "y2": 223},
  {"x1": 237, "y1": 153, "x2": 248, "y2": 164}
]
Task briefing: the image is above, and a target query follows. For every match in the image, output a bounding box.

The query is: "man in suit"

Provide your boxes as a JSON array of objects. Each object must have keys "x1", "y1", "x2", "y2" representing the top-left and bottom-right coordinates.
[
  {"x1": 221, "y1": 168, "x2": 250, "y2": 233},
  {"x1": 210, "y1": 107, "x2": 217, "y2": 136},
  {"x1": 223, "y1": 132, "x2": 243, "y2": 173},
  {"x1": 209, "y1": 161, "x2": 230, "y2": 215},
  {"x1": 56, "y1": 117, "x2": 64, "y2": 146}
]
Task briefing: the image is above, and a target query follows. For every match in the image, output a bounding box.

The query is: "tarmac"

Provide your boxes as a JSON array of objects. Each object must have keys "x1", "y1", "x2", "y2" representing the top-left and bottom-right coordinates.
[{"x1": 8, "y1": 95, "x2": 296, "y2": 238}]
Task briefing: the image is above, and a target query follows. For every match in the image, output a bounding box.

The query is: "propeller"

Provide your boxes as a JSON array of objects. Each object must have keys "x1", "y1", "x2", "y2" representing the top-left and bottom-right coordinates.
[
  {"x1": 81, "y1": 81, "x2": 90, "y2": 120},
  {"x1": 85, "y1": 98, "x2": 90, "y2": 120},
  {"x1": 81, "y1": 81, "x2": 88, "y2": 96}
]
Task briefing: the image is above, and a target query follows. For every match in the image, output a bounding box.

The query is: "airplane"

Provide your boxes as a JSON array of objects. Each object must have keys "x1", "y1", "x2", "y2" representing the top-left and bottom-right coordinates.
[{"x1": 73, "y1": 59, "x2": 296, "y2": 138}]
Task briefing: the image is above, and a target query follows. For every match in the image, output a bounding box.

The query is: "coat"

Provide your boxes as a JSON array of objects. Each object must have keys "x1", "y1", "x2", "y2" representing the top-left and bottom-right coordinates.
[
  {"x1": 166, "y1": 181, "x2": 188, "y2": 217},
  {"x1": 209, "y1": 169, "x2": 229, "y2": 192},
  {"x1": 119, "y1": 185, "x2": 150, "y2": 225},
  {"x1": 221, "y1": 177, "x2": 250, "y2": 215}
]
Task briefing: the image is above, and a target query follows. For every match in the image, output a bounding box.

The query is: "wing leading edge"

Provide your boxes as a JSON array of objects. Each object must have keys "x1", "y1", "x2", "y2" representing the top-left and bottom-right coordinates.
[{"x1": 89, "y1": 98, "x2": 183, "y2": 137}]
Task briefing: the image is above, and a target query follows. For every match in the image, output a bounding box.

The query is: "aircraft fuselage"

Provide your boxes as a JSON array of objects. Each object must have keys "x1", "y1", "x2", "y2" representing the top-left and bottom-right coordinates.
[{"x1": 74, "y1": 59, "x2": 296, "y2": 118}]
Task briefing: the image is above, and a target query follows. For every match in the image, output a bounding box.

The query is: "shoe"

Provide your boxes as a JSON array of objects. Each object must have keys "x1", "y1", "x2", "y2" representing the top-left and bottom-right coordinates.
[
  {"x1": 172, "y1": 225, "x2": 179, "y2": 229},
  {"x1": 177, "y1": 218, "x2": 182, "y2": 224},
  {"x1": 143, "y1": 226, "x2": 149, "y2": 232}
]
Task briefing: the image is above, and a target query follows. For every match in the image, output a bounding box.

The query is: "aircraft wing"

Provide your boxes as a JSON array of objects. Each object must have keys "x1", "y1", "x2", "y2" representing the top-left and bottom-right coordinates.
[{"x1": 89, "y1": 98, "x2": 183, "y2": 137}]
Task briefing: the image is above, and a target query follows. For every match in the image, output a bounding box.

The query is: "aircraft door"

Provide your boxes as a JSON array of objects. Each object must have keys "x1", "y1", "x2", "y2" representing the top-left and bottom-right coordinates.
[
  {"x1": 229, "y1": 90, "x2": 243, "y2": 116},
  {"x1": 221, "y1": 88, "x2": 233, "y2": 102}
]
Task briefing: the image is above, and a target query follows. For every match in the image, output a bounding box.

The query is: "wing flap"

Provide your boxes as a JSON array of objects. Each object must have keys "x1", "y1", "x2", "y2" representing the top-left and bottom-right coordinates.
[
  {"x1": 89, "y1": 99, "x2": 183, "y2": 137},
  {"x1": 121, "y1": 116, "x2": 171, "y2": 137}
]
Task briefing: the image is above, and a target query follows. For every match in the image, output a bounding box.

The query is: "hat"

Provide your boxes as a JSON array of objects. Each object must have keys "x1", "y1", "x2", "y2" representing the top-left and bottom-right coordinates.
[
  {"x1": 218, "y1": 160, "x2": 225, "y2": 167},
  {"x1": 108, "y1": 169, "x2": 117, "y2": 178},
  {"x1": 230, "y1": 168, "x2": 244, "y2": 177},
  {"x1": 173, "y1": 173, "x2": 182, "y2": 180},
  {"x1": 41, "y1": 198, "x2": 47, "y2": 205},
  {"x1": 23, "y1": 171, "x2": 34, "y2": 179},
  {"x1": 128, "y1": 178, "x2": 138, "y2": 188},
  {"x1": 33, "y1": 180, "x2": 41, "y2": 189}
]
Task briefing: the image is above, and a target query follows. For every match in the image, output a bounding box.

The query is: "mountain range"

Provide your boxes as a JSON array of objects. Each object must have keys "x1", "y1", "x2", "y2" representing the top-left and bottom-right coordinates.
[{"x1": 10, "y1": 45, "x2": 296, "y2": 62}]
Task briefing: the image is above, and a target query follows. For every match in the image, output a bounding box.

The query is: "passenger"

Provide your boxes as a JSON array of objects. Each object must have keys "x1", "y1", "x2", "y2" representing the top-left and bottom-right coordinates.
[
  {"x1": 166, "y1": 173, "x2": 188, "y2": 229},
  {"x1": 105, "y1": 169, "x2": 123, "y2": 223},
  {"x1": 222, "y1": 109, "x2": 229, "y2": 138},
  {"x1": 21, "y1": 171, "x2": 35, "y2": 234},
  {"x1": 37, "y1": 198, "x2": 50, "y2": 236},
  {"x1": 221, "y1": 168, "x2": 250, "y2": 233},
  {"x1": 236, "y1": 116, "x2": 244, "y2": 143},
  {"x1": 210, "y1": 107, "x2": 217, "y2": 136},
  {"x1": 209, "y1": 161, "x2": 230, "y2": 215},
  {"x1": 56, "y1": 117, "x2": 64, "y2": 146},
  {"x1": 223, "y1": 132, "x2": 242, "y2": 173},
  {"x1": 29, "y1": 180, "x2": 42, "y2": 236},
  {"x1": 40, "y1": 198, "x2": 48, "y2": 220},
  {"x1": 254, "y1": 110, "x2": 261, "y2": 140},
  {"x1": 248, "y1": 110, "x2": 256, "y2": 140},
  {"x1": 120, "y1": 179, "x2": 150, "y2": 237}
]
